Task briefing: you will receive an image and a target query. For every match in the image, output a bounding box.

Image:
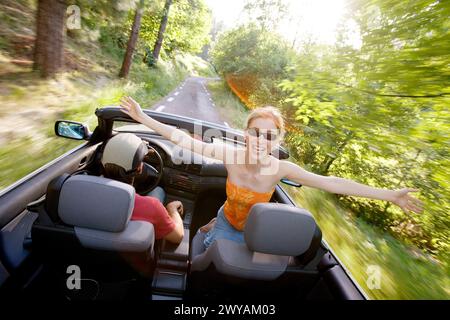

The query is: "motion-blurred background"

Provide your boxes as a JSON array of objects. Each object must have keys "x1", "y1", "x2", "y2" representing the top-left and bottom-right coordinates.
[{"x1": 0, "y1": 0, "x2": 448, "y2": 299}]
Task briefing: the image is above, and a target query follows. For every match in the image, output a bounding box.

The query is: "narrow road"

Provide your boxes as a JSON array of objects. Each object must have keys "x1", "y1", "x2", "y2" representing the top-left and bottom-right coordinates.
[{"x1": 148, "y1": 76, "x2": 230, "y2": 127}]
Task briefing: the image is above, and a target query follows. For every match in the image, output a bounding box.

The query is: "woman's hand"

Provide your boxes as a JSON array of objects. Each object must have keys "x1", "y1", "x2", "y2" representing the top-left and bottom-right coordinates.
[
  {"x1": 120, "y1": 96, "x2": 146, "y2": 122},
  {"x1": 390, "y1": 188, "x2": 424, "y2": 214},
  {"x1": 119, "y1": 96, "x2": 234, "y2": 163},
  {"x1": 281, "y1": 162, "x2": 425, "y2": 215}
]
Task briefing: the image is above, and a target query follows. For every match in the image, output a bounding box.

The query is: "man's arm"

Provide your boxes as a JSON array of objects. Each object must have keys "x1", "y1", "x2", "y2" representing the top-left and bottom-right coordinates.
[{"x1": 164, "y1": 201, "x2": 184, "y2": 244}]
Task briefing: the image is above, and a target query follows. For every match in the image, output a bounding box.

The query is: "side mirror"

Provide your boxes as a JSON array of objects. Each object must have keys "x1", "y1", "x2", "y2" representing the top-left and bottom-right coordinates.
[{"x1": 55, "y1": 120, "x2": 90, "y2": 140}]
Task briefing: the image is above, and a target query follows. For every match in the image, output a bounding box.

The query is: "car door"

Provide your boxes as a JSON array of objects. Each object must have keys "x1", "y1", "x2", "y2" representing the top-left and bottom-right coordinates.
[{"x1": 0, "y1": 142, "x2": 99, "y2": 294}]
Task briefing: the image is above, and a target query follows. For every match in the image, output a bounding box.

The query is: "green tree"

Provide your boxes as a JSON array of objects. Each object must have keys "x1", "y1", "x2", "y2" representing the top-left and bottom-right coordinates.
[
  {"x1": 211, "y1": 23, "x2": 295, "y2": 106},
  {"x1": 151, "y1": 0, "x2": 172, "y2": 65},
  {"x1": 212, "y1": 0, "x2": 449, "y2": 258},
  {"x1": 242, "y1": 0, "x2": 288, "y2": 31},
  {"x1": 119, "y1": 0, "x2": 146, "y2": 78},
  {"x1": 280, "y1": 0, "x2": 450, "y2": 256},
  {"x1": 140, "y1": 0, "x2": 212, "y2": 63}
]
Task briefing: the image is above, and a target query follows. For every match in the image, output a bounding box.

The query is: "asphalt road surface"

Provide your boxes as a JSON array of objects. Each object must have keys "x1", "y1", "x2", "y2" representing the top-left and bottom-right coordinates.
[{"x1": 148, "y1": 76, "x2": 230, "y2": 127}]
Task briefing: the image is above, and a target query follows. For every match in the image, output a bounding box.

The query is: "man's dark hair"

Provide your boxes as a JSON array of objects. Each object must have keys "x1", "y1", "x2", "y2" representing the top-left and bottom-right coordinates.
[{"x1": 103, "y1": 163, "x2": 138, "y2": 185}]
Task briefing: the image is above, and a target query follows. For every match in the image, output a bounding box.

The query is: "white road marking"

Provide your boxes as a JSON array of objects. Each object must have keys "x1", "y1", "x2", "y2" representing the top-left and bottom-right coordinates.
[
  {"x1": 174, "y1": 91, "x2": 179, "y2": 96},
  {"x1": 224, "y1": 122, "x2": 229, "y2": 127},
  {"x1": 167, "y1": 97, "x2": 175, "y2": 102},
  {"x1": 155, "y1": 105, "x2": 165, "y2": 112}
]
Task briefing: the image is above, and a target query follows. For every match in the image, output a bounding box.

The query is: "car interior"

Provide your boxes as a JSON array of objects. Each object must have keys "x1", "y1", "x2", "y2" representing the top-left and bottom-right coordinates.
[{"x1": 0, "y1": 107, "x2": 366, "y2": 300}]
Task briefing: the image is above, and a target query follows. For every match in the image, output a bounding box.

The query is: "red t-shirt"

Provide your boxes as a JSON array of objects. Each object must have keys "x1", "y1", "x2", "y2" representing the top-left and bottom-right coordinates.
[{"x1": 131, "y1": 194, "x2": 175, "y2": 239}]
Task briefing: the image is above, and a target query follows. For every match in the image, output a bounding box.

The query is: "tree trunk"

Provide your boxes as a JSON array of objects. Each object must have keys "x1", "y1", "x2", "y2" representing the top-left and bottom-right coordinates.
[
  {"x1": 33, "y1": 0, "x2": 66, "y2": 78},
  {"x1": 151, "y1": 0, "x2": 172, "y2": 66},
  {"x1": 321, "y1": 134, "x2": 353, "y2": 174},
  {"x1": 119, "y1": 0, "x2": 146, "y2": 78}
]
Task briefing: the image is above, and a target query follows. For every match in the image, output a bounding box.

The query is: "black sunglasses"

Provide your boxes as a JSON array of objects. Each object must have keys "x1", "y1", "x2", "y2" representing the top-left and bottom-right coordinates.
[{"x1": 247, "y1": 128, "x2": 279, "y2": 141}]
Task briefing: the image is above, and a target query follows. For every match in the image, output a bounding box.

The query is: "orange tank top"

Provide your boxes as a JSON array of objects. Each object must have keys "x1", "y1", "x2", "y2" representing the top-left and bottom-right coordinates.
[{"x1": 223, "y1": 178, "x2": 275, "y2": 231}]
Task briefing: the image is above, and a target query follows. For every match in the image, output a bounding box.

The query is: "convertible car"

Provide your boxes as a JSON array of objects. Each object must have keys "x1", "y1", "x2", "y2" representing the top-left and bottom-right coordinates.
[{"x1": 0, "y1": 107, "x2": 367, "y2": 300}]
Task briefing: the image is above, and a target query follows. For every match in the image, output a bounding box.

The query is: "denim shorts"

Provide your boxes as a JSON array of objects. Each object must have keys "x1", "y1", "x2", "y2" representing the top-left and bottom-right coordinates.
[{"x1": 203, "y1": 205, "x2": 245, "y2": 248}]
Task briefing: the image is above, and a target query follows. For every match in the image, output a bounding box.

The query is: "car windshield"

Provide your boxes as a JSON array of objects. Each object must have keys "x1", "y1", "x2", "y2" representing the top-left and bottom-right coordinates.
[
  {"x1": 113, "y1": 121, "x2": 157, "y2": 133},
  {"x1": 114, "y1": 120, "x2": 245, "y2": 146}
]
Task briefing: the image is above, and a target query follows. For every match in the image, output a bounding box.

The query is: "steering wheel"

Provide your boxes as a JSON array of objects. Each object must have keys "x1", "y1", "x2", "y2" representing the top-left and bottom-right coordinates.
[{"x1": 133, "y1": 145, "x2": 164, "y2": 195}]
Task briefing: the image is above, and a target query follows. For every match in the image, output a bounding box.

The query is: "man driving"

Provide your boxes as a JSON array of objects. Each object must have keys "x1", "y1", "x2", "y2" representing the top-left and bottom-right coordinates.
[{"x1": 101, "y1": 133, "x2": 184, "y2": 244}]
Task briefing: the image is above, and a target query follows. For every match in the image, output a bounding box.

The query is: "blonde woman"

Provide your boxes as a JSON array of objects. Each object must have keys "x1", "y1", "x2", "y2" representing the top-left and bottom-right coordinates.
[{"x1": 120, "y1": 96, "x2": 423, "y2": 248}]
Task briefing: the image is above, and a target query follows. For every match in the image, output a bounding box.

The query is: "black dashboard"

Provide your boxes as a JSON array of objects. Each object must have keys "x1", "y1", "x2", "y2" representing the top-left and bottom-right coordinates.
[
  {"x1": 144, "y1": 144, "x2": 202, "y2": 175},
  {"x1": 141, "y1": 137, "x2": 227, "y2": 198},
  {"x1": 142, "y1": 137, "x2": 227, "y2": 177}
]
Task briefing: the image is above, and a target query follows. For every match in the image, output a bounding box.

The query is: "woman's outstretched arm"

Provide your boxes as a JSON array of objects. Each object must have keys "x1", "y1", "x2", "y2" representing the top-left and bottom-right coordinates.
[
  {"x1": 280, "y1": 161, "x2": 424, "y2": 214},
  {"x1": 119, "y1": 96, "x2": 237, "y2": 162}
]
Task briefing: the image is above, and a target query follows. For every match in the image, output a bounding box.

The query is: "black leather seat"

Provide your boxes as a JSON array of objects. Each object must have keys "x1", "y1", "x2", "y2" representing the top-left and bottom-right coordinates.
[
  {"x1": 188, "y1": 203, "x2": 324, "y2": 300},
  {"x1": 32, "y1": 174, "x2": 156, "y2": 283}
]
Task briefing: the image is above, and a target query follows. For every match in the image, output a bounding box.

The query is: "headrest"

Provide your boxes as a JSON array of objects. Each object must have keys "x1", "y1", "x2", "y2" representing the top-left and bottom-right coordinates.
[
  {"x1": 57, "y1": 175, "x2": 135, "y2": 232},
  {"x1": 244, "y1": 203, "x2": 320, "y2": 257},
  {"x1": 46, "y1": 173, "x2": 71, "y2": 222}
]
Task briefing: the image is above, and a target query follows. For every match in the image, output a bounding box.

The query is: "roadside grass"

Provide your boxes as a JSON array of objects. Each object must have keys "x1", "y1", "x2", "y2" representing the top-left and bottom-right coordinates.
[
  {"x1": 176, "y1": 54, "x2": 217, "y2": 78},
  {"x1": 206, "y1": 80, "x2": 249, "y2": 129},
  {"x1": 207, "y1": 80, "x2": 450, "y2": 300},
  {"x1": 0, "y1": 128, "x2": 81, "y2": 190},
  {"x1": 285, "y1": 186, "x2": 449, "y2": 300},
  {"x1": 0, "y1": 52, "x2": 214, "y2": 189}
]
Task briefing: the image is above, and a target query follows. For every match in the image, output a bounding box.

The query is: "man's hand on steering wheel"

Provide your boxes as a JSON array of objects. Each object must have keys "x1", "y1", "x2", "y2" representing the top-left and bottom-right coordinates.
[{"x1": 133, "y1": 145, "x2": 164, "y2": 195}]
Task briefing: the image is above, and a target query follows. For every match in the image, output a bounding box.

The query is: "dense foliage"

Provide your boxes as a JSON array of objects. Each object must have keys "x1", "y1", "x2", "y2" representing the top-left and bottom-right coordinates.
[
  {"x1": 211, "y1": 0, "x2": 449, "y2": 261},
  {"x1": 143, "y1": 0, "x2": 211, "y2": 55},
  {"x1": 211, "y1": 23, "x2": 296, "y2": 106},
  {"x1": 69, "y1": 0, "x2": 211, "y2": 63},
  {"x1": 0, "y1": 0, "x2": 215, "y2": 189}
]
